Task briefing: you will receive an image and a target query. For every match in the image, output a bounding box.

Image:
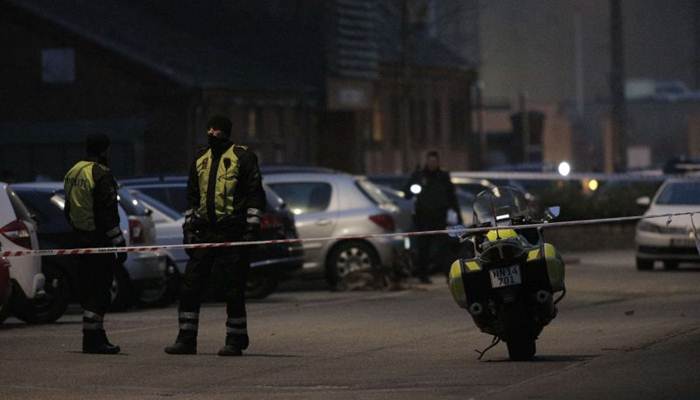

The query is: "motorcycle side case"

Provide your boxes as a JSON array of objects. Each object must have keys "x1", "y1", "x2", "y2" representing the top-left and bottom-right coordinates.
[{"x1": 525, "y1": 244, "x2": 565, "y2": 293}]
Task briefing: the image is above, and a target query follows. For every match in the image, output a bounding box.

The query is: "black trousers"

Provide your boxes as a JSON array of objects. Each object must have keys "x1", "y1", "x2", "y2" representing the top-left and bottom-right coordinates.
[
  {"x1": 178, "y1": 246, "x2": 250, "y2": 342},
  {"x1": 413, "y1": 234, "x2": 450, "y2": 277},
  {"x1": 75, "y1": 235, "x2": 116, "y2": 317}
]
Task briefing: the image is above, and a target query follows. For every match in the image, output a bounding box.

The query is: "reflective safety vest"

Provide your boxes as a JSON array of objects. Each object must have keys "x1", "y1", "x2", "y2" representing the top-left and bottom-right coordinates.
[
  {"x1": 196, "y1": 145, "x2": 240, "y2": 222},
  {"x1": 64, "y1": 161, "x2": 97, "y2": 231}
]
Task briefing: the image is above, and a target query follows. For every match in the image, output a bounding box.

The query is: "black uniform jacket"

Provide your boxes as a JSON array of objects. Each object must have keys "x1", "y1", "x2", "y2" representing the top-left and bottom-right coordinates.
[{"x1": 404, "y1": 168, "x2": 461, "y2": 229}]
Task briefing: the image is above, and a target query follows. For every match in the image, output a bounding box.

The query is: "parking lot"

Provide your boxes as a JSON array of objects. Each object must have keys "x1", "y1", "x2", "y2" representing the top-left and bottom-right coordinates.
[{"x1": 1, "y1": 249, "x2": 699, "y2": 399}]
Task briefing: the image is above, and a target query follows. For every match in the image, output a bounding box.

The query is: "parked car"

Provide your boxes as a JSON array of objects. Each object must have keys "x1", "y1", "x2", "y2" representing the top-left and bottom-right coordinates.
[
  {"x1": 0, "y1": 182, "x2": 50, "y2": 323},
  {"x1": 264, "y1": 172, "x2": 404, "y2": 290},
  {"x1": 12, "y1": 182, "x2": 171, "y2": 311},
  {"x1": 121, "y1": 178, "x2": 304, "y2": 299},
  {"x1": 373, "y1": 184, "x2": 414, "y2": 232},
  {"x1": 635, "y1": 179, "x2": 700, "y2": 270},
  {"x1": 0, "y1": 256, "x2": 11, "y2": 323},
  {"x1": 371, "y1": 179, "x2": 476, "y2": 227}
]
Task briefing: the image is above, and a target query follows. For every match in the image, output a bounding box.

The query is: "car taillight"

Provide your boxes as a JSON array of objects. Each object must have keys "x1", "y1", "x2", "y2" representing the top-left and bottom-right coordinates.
[
  {"x1": 369, "y1": 214, "x2": 395, "y2": 232},
  {"x1": 0, "y1": 219, "x2": 33, "y2": 249},
  {"x1": 260, "y1": 213, "x2": 284, "y2": 231},
  {"x1": 128, "y1": 218, "x2": 144, "y2": 245}
]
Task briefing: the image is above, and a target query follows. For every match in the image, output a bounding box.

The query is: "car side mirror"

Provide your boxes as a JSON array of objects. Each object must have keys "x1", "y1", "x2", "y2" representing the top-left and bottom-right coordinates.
[
  {"x1": 545, "y1": 206, "x2": 561, "y2": 221},
  {"x1": 636, "y1": 196, "x2": 651, "y2": 207}
]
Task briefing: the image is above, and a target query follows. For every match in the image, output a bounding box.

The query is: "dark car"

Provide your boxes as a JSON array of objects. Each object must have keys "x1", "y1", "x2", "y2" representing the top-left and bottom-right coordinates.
[
  {"x1": 11, "y1": 183, "x2": 171, "y2": 311},
  {"x1": 121, "y1": 177, "x2": 304, "y2": 299}
]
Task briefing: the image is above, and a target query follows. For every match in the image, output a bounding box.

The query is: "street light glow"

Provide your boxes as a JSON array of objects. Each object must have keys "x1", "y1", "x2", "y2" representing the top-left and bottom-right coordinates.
[
  {"x1": 588, "y1": 179, "x2": 599, "y2": 191},
  {"x1": 558, "y1": 161, "x2": 571, "y2": 177},
  {"x1": 410, "y1": 184, "x2": 422, "y2": 194}
]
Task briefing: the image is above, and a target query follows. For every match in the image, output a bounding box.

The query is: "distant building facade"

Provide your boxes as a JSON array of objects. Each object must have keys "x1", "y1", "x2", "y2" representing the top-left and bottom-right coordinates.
[{"x1": 0, "y1": 0, "x2": 477, "y2": 181}]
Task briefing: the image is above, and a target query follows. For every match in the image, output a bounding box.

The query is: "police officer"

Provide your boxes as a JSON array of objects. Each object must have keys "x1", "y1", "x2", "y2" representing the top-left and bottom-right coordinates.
[
  {"x1": 165, "y1": 115, "x2": 265, "y2": 357},
  {"x1": 64, "y1": 133, "x2": 126, "y2": 354},
  {"x1": 404, "y1": 151, "x2": 462, "y2": 283}
]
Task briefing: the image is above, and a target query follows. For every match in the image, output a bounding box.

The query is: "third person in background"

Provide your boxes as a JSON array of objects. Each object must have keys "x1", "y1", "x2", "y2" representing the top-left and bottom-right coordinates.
[{"x1": 404, "y1": 151, "x2": 462, "y2": 283}]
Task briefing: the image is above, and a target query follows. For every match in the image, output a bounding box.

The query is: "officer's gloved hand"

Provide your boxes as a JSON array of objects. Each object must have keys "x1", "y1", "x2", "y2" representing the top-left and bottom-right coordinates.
[
  {"x1": 182, "y1": 210, "x2": 202, "y2": 257},
  {"x1": 242, "y1": 223, "x2": 261, "y2": 242},
  {"x1": 115, "y1": 247, "x2": 128, "y2": 265},
  {"x1": 243, "y1": 208, "x2": 263, "y2": 242},
  {"x1": 107, "y1": 227, "x2": 128, "y2": 264}
]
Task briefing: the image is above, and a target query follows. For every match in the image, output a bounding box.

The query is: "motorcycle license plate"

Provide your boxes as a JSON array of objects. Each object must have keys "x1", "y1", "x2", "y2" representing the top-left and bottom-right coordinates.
[{"x1": 489, "y1": 265, "x2": 522, "y2": 288}]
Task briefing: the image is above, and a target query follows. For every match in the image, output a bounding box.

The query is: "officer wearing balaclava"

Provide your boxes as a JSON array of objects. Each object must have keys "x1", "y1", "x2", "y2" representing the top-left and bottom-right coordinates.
[{"x1": 165, "y1": 115, "x2": 266, "y2": 356}]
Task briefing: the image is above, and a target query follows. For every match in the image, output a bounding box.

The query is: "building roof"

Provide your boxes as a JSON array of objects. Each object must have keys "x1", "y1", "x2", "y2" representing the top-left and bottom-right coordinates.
[
  {"x1": 7, "y1": 0, "x2": 471, "y2": 91},
  {"x1": 7, "y1": 0, "x2": 320, "y2": 91}
]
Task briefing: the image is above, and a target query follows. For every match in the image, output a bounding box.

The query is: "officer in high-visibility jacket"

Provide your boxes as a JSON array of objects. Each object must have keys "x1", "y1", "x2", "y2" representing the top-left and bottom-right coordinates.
[
  {"x1": 64, "y1": 133, "x2": 127, "y2": 354},
  {"x1": 165, "y1": 115, "x2": 266, "y2": 356}
]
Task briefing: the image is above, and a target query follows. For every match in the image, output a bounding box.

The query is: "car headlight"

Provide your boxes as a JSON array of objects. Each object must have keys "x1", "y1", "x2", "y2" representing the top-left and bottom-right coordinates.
[{"x1": 637, "y1": 221, "x2": 662, "y2": 233}]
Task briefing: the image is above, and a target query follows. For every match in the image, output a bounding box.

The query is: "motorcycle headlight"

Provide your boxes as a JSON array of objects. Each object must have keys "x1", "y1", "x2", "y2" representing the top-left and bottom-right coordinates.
[{"x1": 637, "y1": 221, "x2": 662, "y2": 233}]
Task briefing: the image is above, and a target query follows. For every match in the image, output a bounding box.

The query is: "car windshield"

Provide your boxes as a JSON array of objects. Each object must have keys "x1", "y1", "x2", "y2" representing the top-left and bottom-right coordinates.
[
  {"x1": 128, "y1": 190, "x2": 182, "y2": 221},
  {"x1": 117, "y1": 188, "x2": 150, "y2": 216},
  {"x1": 356, "y1": 178, "x2": 392, "y2": 206},
  {"x1": 132, "y1": 185, "x2": 189, "y2": 215},
  {"x1": 473, "y1": 186, "x2": 531, "y2": 226},
  {"x1": 655, "y1": 182, "x2": 700, "y2": 205}
]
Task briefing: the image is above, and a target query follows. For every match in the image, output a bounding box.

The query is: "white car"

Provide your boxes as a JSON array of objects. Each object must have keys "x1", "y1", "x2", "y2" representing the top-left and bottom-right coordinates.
[
  {"x1": 0, "y1": 182, "x2": 47, "y2": 323},
  {"x1": 635, "y1": 178, "x2": 700, "y2": 270}
]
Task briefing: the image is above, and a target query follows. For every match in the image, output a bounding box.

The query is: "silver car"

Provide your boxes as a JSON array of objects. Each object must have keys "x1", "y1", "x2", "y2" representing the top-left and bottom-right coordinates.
[{"x1": 263, "y1": 172, "x2": 404, "y2": 290}]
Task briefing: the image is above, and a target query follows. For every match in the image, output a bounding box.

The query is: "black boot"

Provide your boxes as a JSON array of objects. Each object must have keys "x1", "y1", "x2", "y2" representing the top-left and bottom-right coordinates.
[
  {"x1": 164, "y1": 330, "x2": 197, "y2": 355},
  {"x1": 82, "y1": 330, "x2": 120, "y2": 354},
  {"x1": 217, "y1": 335, "x2": 246, "y2": 357}
]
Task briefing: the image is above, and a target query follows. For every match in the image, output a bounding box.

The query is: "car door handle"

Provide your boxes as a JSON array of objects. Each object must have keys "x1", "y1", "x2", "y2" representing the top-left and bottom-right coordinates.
[{"x1": 316, "y1": 219, "x2": 331, "y2": 226}]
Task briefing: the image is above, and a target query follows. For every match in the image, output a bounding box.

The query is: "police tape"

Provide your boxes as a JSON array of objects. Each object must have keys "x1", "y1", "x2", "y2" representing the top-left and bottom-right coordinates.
[{"x1": 1, "y1": 211, "x2": 698, "y2": 258}]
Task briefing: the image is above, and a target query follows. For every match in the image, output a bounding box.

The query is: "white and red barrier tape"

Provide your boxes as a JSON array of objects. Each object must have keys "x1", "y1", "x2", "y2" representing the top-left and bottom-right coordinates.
[{"x1": 1, "y1": 211, "x2": 698, "y2": 258}]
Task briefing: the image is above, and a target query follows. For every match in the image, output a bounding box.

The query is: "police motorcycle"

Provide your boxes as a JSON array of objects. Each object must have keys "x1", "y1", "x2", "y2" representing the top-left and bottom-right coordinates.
[{"x1": 448, "y1": 187, "x2": 566, "y2": 361}]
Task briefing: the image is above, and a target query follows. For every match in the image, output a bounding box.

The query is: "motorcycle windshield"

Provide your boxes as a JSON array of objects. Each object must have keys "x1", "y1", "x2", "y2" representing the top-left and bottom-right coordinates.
[{"x1": 473, "y1": 186, "x2": 530, "y2": 227}]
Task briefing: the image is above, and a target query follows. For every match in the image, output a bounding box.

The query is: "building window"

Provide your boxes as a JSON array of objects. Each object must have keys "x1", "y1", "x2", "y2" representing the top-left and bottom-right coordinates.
[
  {"x1": 41, "y1": 48, "x2": 75, "y2": 83},
  {"x1": 433, "y1": 99, "x2": 442, "y2": 145},
  {"x1": 411, "y1": 100, "x2": 427, "y2": 145},
  {"x1": 391, "y1": 96, "x2": 401, "y2": 146},
  {"x1": 276, "y1": 106, "x2": 285, "y2": 138},
  {"x1": 372, "y1": 98, "x2": 384, "y2": 143},
  {"x1": 246, "y1": 107, "x2": 263, "y2": 139},
  {"x1": 450, "y1": 99, "x2": 466, "y2": 144}
]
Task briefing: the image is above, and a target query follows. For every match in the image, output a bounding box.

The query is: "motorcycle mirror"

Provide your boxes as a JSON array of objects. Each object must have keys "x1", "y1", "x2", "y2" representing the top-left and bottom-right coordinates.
[{"x1": 545, "y1": 206, "x2": 561, "y2": 220}]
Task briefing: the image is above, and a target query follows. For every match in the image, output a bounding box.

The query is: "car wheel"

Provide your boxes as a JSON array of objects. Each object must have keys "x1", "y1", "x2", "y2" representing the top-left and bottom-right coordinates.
[
  {"x1": 140, "y1": 258, "x2": 180, "y2": 308},
  {"x1": 326, "y1": 241, "x2": 380, "y2": 291},
  {"x1": 109, "y1": 266, "x2": 133, "y2": 312},
  {"x1": 12, "y1": 264, "x2": 70, "y2": 324},
  {"x1": 246, "y1": 272, "x2": 278, "y2": 300},
  {"x1": 0, "y1": 285, "x2": 11, "y2": 324},
  {"x1": 636, "y1": 257, "x2": 653, "y2": 271},
  {"x1": 663, "y1": 261, "x2": 679, "y2": 270}
]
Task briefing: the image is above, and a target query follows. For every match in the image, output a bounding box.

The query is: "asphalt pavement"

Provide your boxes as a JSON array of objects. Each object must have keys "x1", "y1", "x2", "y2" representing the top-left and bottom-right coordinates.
[{"x1": 1, "y1": 250, "x2": 699, "y2": 399}]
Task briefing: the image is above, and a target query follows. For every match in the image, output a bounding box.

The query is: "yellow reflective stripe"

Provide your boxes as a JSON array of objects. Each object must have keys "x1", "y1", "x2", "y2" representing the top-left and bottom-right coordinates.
[
  {"x1": 527, "y1": 243, "x2": 557, "y2": 261},
  {"x1": 64, "y1": 161, "x2": 96, "y2": 231},
  {"x1": 485, "y1": 229, "x2": 517, "y2": 241},
  {"x1": 464, "y1": 260, "x2": 481, "y2": 272},
  {"x1": 196, "y1": 146, "x2": 240, "y2": 221}
]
